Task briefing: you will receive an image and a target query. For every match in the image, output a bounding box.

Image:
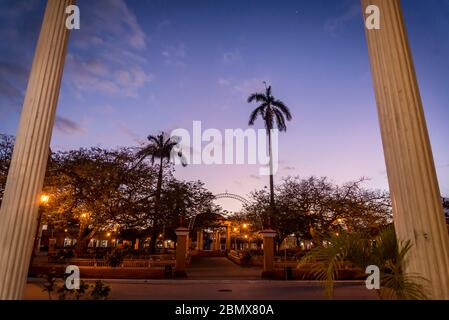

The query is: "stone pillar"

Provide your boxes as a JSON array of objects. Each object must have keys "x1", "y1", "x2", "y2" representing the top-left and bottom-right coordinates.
[
  {"x1": 260, "y1": 229, "x2": 276, "y2": 279},
  {"x1": 0, "y1": 0, "x2": 73, "y2": 300},
  {"x1": 214, "y1": 231, "x2": 220, "y2": 250},
  {"x1": 226, "y1": 225, "x2": 231, "y2": 252},
  {"x1": 188, "y1": 236, "x2": 192, "y2": 251},
  {"x1": 174, "y1": 227, "x2": 189, "y2": 278},
  {"x1": 196, "y1": 231, "x2": 201, "y2": 250},
  {"x1": 199, "y1": 230, "x2": 204, "y2": 251},
  {"x1": 361, "y1": 0, "x2": 449, "y2": 299}
]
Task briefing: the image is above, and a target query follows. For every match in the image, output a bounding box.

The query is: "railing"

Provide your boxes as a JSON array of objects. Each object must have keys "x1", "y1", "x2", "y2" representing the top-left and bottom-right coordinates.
[
  {"x1": 273, "y1": 256, "x2": 299, "y2": 268},
  {"x1": 46, "y1": 255, "x2": 177, "y2": 268}
]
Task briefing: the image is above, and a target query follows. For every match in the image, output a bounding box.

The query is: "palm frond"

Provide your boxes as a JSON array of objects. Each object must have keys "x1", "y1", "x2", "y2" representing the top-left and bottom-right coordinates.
[
  {"x1": 380, "y1": 272, "x2": 429, "y2": 300},
  {"x1": 266, "y1": 85, "x2": 272, "y2": 98},
  {"x1": 147, "y1": 135, "x2": 160, "y2": 145},
  {"x1": 299, "y1": 234, "x2": 351, "y2": 298},
  {"x1": 248, "y1": 105, "x2": 266, "y2": 126},
  {"x1": 272, "y1": 99, "x2": 293, "y2": 121},
  {"x1": 273, "y1": 109, "x2": 287, "y2": 132},
  {"x1": 247, "y1": 93, "x2": 267, "y2": 103}
]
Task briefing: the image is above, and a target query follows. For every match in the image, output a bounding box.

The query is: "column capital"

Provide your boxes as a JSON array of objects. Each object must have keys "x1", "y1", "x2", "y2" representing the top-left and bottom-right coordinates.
[
  {"x1": 259, "y1": 229, "x2": 277, "y2": 238},
  {"x1": 175, "y1": 227, "x2": 189, "y2": 236}
]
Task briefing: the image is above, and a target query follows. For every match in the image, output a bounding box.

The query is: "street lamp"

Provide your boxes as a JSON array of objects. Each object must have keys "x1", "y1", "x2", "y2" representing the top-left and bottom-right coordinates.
[
  {"x1": 32, "y1": 193, "x2": 51, "y2": 255},
  {"x1": 40, "y1": 194, "x2": 50, "y2": 204},
  {"x1": 29, "y1": 193, "x2": 50, "y2": 273}
]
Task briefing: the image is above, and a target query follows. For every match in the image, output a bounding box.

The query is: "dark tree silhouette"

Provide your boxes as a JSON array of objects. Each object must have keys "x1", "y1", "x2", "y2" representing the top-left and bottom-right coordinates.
[{"x1": 136, "y1": 132, "x2": 186, "y2": 252}]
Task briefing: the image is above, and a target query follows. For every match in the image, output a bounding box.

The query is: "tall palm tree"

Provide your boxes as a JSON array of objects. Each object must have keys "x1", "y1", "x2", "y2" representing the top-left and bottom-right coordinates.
[
  {"x1": 247, "y1": 83, "x2": 292, "y2": 227},
  {"x1": 136, "y1": 132, "x2": 186, "y2": 253}
]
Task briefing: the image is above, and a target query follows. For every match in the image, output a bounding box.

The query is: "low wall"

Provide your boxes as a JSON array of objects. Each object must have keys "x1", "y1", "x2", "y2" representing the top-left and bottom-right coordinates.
[{"x1": 29, "y1": 265, "x2": 168, "y2": 279}]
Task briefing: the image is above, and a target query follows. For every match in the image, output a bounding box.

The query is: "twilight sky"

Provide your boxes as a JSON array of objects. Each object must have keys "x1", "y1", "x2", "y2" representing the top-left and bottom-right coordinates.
[{"x1": 0, "y1": 0, "x2": 448, "y2": 211}]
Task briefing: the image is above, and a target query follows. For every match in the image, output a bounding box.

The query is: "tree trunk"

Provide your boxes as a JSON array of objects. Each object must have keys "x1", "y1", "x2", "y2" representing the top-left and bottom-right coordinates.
[
  {"x1": 75, "y1": 228, "x2": 96, "y2": 257},
  {"x1": 267, "y1": 128, "x2": 275, "y2": 227},
  {"x1": 150, "y1": 157, "x2": 164, "y2": 254}
]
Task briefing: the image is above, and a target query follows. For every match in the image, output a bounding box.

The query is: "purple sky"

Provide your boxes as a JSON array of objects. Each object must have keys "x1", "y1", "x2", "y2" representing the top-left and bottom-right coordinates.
[{"x1": 0, "y1": 0, "x2": 448, "y2": 212}]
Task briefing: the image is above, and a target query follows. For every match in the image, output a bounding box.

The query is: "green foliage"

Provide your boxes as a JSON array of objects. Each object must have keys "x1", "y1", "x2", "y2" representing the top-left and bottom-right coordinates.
[
  {"x1": 57, "y1": 280, "x2": 90, "y2": 300},
  {"x1": 299, "y1": 226, "x2": 429, "y2": 300},
  {"x1": 107, "y1": 249, "x2": 124, "y2": 268},
  {"x1": 90, "y1": 280, "x2": 111, "y2": 300},
  {"x1": 38, "y1": 268, "x2": 58, "y2": 300},
  {"x1": 0, "y1": 134, "x2": 14, "y2": 205},
  {"x1": 39, "y1": 269, "x2": 112, "y2": 300},
  {"x1": 245, "y1": 176, "x2": 392, "y2": 245}
]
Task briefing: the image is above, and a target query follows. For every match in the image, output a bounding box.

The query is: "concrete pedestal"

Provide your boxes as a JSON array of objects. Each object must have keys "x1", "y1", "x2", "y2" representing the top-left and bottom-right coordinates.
[
  {"x1": 260, "y1": 229, "x2": 277, "y2": 279},
  {"x1": 174, "y1": 227, "x2": 189, "y2": 278}
]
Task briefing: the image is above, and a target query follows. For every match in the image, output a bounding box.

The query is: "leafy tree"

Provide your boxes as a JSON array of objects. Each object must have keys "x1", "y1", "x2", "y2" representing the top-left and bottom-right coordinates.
[
  {"x1": 159, "y1": 179, "x2": 219, "y2": 243},
  {"x1": 244, "y1": 176, "x2": 392, "y2": 249},
  {"x1": 247, "y1": 84, "x2": 292, "y2": 226},
  {"x1": 42, "y1": 147, "x2": 158, "y2": 256},
  {"x1": 0, "y1": 134, "x2": 14, "y2": 205},
  {"x1": 39, "y1": 268, "x2": 58, "y2": 300},
  {"x1": 443, "y1": 197, "x2": 449, "y2": 212}
]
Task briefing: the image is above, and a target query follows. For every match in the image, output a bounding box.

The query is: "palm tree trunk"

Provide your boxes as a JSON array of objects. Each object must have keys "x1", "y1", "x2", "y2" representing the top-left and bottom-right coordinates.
[
  {"x1": 150, "y1": 157, "x2": 164, "y2": 253},
  {"x1": 267, "y1": 128, "x2": 275, "y2": 227}
]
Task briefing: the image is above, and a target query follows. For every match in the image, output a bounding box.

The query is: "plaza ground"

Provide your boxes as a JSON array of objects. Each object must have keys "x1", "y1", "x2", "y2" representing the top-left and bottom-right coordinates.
[{"x1": 24, "y1": 257, "x2": 378, "y2": 300}]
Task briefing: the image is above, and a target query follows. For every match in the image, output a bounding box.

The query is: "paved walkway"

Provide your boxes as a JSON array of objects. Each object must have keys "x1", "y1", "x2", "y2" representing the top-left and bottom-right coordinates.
[
  {"x1": 187, "y1": 257, "x2": 262, "y2": 280},
  {"x1": 23, "y1": 257, "x2": 378, "y2": 300},
  {"x1": 24, "y1": 279, "x2": 378, "y2": 300}
]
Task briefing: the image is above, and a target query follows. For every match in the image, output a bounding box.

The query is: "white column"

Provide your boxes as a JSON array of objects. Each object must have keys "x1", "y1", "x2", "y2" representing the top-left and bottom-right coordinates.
[
  {"x1": 0, "y1": 0, "x2": 73, "y2": 299},
  {"x1": 362, "y1": 0, "x2": 449, "y2": 299}
]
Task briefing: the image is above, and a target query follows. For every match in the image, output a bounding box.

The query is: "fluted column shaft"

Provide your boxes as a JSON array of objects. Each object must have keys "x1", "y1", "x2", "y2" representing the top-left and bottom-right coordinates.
[
  {"x1": 0, "y1": 0, "x2": 73, "y2": 299},
  {"x1": 361, "y1": 0, "x2": 449, "y2": 299}
]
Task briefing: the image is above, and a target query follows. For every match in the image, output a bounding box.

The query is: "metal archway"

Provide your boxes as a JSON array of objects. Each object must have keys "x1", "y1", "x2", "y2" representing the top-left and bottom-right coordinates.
[
  {"x1": 213, "y1": 192, "x2": 250, "y2": 206},
  {"x1": 188, "y1": 192, "x2": 250, "y2": 231}
]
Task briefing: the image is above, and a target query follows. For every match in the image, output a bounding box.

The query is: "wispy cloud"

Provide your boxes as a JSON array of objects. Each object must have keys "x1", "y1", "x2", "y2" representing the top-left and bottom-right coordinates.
[
  {"x1": 234, "y1": 77, "x2": 270, "y2": 95},
  {"x1": 324, "y1": 3, "x2": 360, "y2": 37},
  {"x1": 218, "y1": 78, "x2": 231, "y2": 87},
  {"x1": 65, "y1": 0, "x2": 153, "y2": 99},
  {"x1": 0, "y1": 61, "x2": 29, "y2": 113},
  {"x1": 0, "y1": 62, "x2": 28, "y2": 95},
  {"x1": 116, "y1": 123, "x2": 144, "y2": 144},
  {"x1": 157, "y1": 19, "x2": 172, "y2": 30},
  {"x1": 55, "y1": 116, "x2": 85, "y2": 135},
  {"x1": 222, "y1": 50, "x2": 242, "y2": 64},
  {"x1": 162, "y1": 43, "x2": 187, "y2": 66},
  {"x1": 65, "y1": 55, "x2": 153, "y2": 98},
  {"x1": 75, "y1": 0, "x2": 147, "y2": 50}
]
